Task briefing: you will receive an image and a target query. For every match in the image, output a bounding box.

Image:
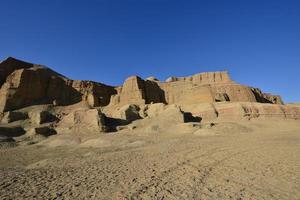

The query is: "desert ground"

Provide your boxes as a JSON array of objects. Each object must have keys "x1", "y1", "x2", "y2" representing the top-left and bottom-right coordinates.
[{"x1": 1, "y1": 119, "x2": 299, "y2": 200}]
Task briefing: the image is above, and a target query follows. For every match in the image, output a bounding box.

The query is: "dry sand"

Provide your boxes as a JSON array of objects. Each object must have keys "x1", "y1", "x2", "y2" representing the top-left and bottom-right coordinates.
[{"x1": 0, "y1": 120, "x2": 300, "y2": 200}]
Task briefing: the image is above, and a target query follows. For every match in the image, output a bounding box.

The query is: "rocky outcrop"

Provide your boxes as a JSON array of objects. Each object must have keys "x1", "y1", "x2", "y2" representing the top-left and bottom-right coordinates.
[
  {"x1": 0, "y1": 57, "x2": 299, "y2": 143},
  {"x1": 56, "y1": 108, "x2": 106, "y2": 134},
  {"x1": 109, "y1": 76, "x2": 165, "y2": 106},
  {"x1": 0, "y1": 57, "x2": 285, "y2": 114},
  {"x1": 0, "y1": 58, "x2": 117, "y2": 112},
  {"x1": 112, "y1": 104, "x2": 141, "y2": 122},
  {"x1": 0, "y1": 66, "x2": 81, "y2": 112},
  {"x1": 182, "y1": 102, "x2": 300, "y2": 122},
  {"x1": 0, "y1": 57, "x2": 34, "y2": 86},
  {"x1": 71, "y1": 80, "x2": 116, "y2": 107},
  {"x1": 251, "y1": 88, "x2": 284, "y2": 104}
]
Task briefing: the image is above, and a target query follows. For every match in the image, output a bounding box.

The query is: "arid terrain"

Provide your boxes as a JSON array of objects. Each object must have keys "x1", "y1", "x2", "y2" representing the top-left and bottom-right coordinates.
[
  {"x1": 0, "y1": 57, "x2": 300, "y2": 199},
  {"x1": 1, "y1": 120, "x2": 300, "y2": 200}
]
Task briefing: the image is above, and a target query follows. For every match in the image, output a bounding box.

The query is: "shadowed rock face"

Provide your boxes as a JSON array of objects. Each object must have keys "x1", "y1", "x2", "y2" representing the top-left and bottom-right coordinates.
[
  {"x1": 0, "y1": 57, "x2": 34, "y2": 86},
  {"x1": 0, "y1": 57, "x2": 283, "y2": 112}
]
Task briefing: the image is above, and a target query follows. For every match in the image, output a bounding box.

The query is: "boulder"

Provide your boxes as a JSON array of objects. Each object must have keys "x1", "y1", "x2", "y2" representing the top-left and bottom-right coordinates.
[
  {"x1": 56, "y1": 108, "x2": 106, "y2": 134},
  {"x1": 132, "y1": 104, "x2": 185, "y2": 133},
  {"x1": 112, "y1": 104, "x2": 141, "y2": 122},
  {"x1": 145, "y1": 103, "x2": 185, "y2": 123}
]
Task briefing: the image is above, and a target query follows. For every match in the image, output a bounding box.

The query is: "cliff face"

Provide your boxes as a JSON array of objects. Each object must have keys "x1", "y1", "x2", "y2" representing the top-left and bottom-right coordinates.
[
  {"x1": 0, "y1": 57, "x2": 283, "y2": 112},
  {"x1": 0, "y1": 57, "x2": 116, "y2": 112},
  {"x1": 109, "y1": 71, "x2": 282, "y2": 108}
]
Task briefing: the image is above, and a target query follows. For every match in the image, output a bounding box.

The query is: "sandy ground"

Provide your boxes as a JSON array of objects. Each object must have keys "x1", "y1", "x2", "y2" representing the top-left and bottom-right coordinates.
[{"x1": 0, "y1": 120, "x2": 300, "y2": 200}]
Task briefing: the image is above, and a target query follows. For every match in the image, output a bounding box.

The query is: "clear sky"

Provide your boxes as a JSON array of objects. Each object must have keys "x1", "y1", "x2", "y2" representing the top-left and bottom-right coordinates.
[{"x1": 0, "y1": 0, "x2": 299, "y2": 102}]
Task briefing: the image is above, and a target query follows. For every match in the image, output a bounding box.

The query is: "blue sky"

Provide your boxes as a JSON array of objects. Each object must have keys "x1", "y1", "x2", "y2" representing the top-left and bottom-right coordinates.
[{"x1": 0, "y1": 0, "x2": 299, "y2": 102}]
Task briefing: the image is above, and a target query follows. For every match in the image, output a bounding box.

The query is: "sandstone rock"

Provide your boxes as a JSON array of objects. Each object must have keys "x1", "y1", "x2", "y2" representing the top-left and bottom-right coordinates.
[
  {"x1": 72, "y1": 80, "x2": 116, "y2": 107},
  {"x1": 56, "y1": 108, "x2": 106, "y2": 134},
  {"x1": 131, "y1": 104, "x2": 186, "y2": 133},
  {"x1": 0, "y1": 66, "x2": 81, "y2": 112},
  {"x1": 181, "y1": 102, "x2": 300, "y2": 122},
  {"x1": 145, "y1": 104, "x2": 185, "y2": 123},
  {"x1": 181, "y1": 103, "x2": 218, "y2": 122},
  {"x1": 112, "y1": 104, "x2": 141, "y2": 122},
  {"x1": 116, "y1": 76, "x2": 146, "y2": 105},
  {"x1": 0, "y1": 58, "x2": 117, "y2": 111},
  {"x1": 0, "y1": 57, "x2": 286, "y2": 116},
  {"x1": 110, "y1": 76, "x2": 165, "y2": 106}
]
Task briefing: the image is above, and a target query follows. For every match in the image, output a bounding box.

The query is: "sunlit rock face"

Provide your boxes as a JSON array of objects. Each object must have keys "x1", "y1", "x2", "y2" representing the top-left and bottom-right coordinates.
[{"x1": 0, "y1": 57, "x2": 285, "y2": 121}]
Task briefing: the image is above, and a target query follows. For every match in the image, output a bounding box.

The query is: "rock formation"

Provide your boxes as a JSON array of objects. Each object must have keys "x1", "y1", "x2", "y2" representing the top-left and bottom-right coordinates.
[
  {"x1": 0, "y1": 57, "x2": 116, "y2": 112},
  {"x1": 0, "y1": 56, "x2": 299, "y2": 142}
]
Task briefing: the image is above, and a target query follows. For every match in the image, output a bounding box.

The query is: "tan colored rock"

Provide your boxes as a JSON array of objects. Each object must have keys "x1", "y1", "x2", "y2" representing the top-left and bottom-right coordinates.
[
  {"x1": 0, "y1": 57, "x2": 286, "y2": 117},
  {"x1": 56, "y1": 108, "x2": 106, "y2": 134},
  {"x1": 145, "y1": 103, "x2": 184, "y2": 123},
  {"x1": 131, "y1": 104, "x2": 186, "y2": 133},
  {"x1": 181, "y1": 103, "x2": 218, "y2": 122},
  {"x1": 112, "y1": 104, "x2": 141, "y2": 122},
  {"x1": 0, "y1": 66, "x2": 81, "y2": 112},
  {"x1": 119, "y1": 76, "x2": 146, "y2": 105},
  {"x1": 0, "y1": 58, "x2": 117, "y2": 111},
  {"x1": 111, "y1": 76, "x2": 165, "y2": 106},
  {"x1": 181, "y1": 102, "x2": 300, "y2": 122}
]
